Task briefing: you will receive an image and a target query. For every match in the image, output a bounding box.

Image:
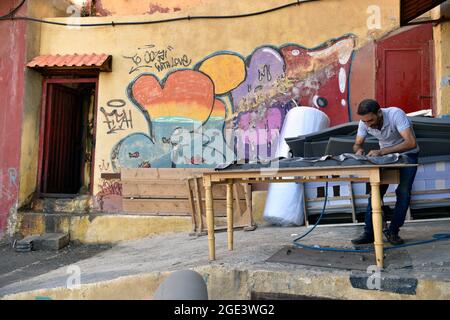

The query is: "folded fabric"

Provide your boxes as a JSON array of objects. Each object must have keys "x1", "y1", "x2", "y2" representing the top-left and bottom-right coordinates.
[{"x1": 215, "y1": 153, "x2": 411, "y2": 171}]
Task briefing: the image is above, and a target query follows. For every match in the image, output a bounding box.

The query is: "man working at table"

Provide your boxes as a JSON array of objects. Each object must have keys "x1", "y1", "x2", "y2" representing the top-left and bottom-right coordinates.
[{"x1": 351, "y1": 99, "x2": 419, "y2": 246}]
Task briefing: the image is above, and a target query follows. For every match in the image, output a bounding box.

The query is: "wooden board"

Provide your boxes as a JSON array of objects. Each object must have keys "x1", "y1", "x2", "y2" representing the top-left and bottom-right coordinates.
[
  {"x1": 123, "y1": 198, "x2": 248, "y2": 215},
  {"x1": 122, "y1": 181, "x2": 246, "y2": 200},
  {"x1": 187, "y1": 178, "x2": 253, "y2": 233},
  {"x1": 121, "y1": 168, "x2": 245, "y2": 219},
  {"x1": 121, "y1": 168, "x2": 213, "y2": 180}
]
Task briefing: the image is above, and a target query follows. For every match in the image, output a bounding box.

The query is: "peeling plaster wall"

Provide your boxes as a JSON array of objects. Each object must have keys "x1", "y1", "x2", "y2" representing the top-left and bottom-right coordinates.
[
  {"x1": 18, "y1": 0, "x2": 71, "y2": 209},
  {"x1": 29, "y1": 0, "x2": 401, "y2": 212},
  {"x1": 0, "y1": 0, "x2": 27, "y2": 239},
  {"x1": 0, "y1": 0, "x2": 75, "y2": 240},
  {"x1": 349, "y1": 41, "x2": 376, "y2": 121}
]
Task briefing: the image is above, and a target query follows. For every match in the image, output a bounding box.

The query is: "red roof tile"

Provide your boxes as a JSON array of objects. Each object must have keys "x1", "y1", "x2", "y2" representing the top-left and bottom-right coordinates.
[{"x1": 27, "y1": 53, "x2": 112, "y2": 71}]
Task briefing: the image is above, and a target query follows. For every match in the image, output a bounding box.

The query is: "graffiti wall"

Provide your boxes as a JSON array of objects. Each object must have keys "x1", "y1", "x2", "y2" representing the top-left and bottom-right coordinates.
[
  {"x1": 107, "y1": 35, "x2": 355, "y2": 172},
  {"x1": 36, "y1": 0, "x2": 400, "y2": 211}
]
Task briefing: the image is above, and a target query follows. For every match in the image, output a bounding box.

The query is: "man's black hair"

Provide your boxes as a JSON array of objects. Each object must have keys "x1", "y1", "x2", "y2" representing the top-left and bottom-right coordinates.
[{"x1": 357, "y1": 99, "x2": 380, "y2": 115}]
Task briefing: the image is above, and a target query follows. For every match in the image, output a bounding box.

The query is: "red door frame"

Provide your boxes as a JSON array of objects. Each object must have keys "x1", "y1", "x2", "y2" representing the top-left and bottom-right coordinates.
[{"x1": 37, "y1": 77, "x2": 99, "y2": 197}]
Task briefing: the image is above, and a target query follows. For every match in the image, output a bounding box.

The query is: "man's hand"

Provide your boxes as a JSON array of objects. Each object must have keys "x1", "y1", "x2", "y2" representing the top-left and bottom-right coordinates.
[
  {"x1": 353, "y1": 135, "x2": 366, "y2": 156},
  {"x1": 367, "y1": 150, "x2": 382, "y2": 157}
]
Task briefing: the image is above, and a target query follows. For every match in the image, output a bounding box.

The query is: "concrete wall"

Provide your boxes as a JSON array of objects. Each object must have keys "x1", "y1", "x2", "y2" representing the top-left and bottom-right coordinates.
[
  {"x1": 30, "y1": 0, "x2": 400, "y2": 212},
  {"x1": 349, "y1": 41, "x2": 376, "y2": 121},
  {"x1": 0, "y1": 0, "x2": 73, "y2": 239},
  {"x1": 0, "y1": 0, "x2": 28, "y2": 239},
  {"x1": 433, "y1": 3, "x2": 450, "y2": 117},
  {"x1": 19, "y1": 0, "x2": 76, "y2": 210}
]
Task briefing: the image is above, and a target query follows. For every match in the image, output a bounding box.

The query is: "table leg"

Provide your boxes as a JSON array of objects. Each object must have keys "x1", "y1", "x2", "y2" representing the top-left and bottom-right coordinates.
[
  {"x1": 227, "y1": 182, "x2": 234, "y2": 251},
  {"x1": 204, "y1": 176, "x2": 215, "y2": 261},
  {"x1": 370, "y1": 181, "x2": 384, "y2": 268}
]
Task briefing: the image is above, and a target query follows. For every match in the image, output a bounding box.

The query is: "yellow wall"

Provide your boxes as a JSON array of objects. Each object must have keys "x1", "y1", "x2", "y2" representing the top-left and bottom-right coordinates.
[
  {"x1": 433, "y1": 3, "x2": 450, "y2": 116},
  {"x1": 25, "y1": 0, "x2": 400, "y2": 207}
]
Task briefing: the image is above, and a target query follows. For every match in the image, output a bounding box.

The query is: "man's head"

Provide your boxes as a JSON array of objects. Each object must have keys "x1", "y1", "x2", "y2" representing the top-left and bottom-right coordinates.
[{"x1": 358, "y1": 99, "x2": 382, "y2": 129}]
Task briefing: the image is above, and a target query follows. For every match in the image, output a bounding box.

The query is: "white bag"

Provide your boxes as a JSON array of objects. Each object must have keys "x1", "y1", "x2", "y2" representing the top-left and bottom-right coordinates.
[{"x1": 264, "y1": 106, "x2": 330, "y2": 226}]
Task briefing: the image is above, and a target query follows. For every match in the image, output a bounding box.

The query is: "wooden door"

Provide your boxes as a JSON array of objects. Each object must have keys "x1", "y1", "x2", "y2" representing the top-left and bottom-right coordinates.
[{"x1": 41, "y1": 84, "x2": 83, "y2": 195}]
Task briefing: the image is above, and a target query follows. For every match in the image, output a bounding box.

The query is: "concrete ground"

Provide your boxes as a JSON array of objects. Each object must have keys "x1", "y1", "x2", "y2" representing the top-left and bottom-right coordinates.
[{"x1": 1, "y1": 219, "x2": 450, "y2": 300}]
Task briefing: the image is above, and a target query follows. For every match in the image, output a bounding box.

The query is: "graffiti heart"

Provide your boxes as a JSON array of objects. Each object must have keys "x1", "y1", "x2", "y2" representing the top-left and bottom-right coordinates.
[{"x1": 129, "y1": 70, "x2": 218, "y2": 123}]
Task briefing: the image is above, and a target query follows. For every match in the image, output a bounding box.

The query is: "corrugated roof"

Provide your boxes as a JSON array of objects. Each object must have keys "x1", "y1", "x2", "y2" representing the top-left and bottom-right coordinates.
[{"x1": 27, "y1": 53, "x2": 112, "y2": 71}]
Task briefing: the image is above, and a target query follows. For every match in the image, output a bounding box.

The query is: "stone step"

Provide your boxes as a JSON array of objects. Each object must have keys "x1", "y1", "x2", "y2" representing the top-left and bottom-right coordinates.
[
  {"x1": 15, "y1": 235, "x2": 41, "y2": 252},
  {"x1": 31, "y1": 196, "x2": 93, "y2": 214},
  {"x1": 33, "y1": 233, "x2": 70, "y2": 251},
  {"x1": 16, "y1": 211, "x2": 193, "y2": 244}
]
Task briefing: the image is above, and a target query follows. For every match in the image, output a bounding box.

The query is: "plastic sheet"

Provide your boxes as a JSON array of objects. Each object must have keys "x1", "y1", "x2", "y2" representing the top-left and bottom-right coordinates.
[
  {"x1": 264, "y1": 107, "x2": 330, "y2": 226},
  {"x1": 275, "y1": 106, "x2": 330, "y2": 158}
]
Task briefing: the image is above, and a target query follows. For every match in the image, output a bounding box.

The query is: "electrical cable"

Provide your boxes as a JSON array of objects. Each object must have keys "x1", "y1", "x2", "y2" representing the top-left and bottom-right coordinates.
[
  {"x1": 0, "y1": 0, "x2": 26, "y2": 19},
  {"x1": 0, "y1": 0, "x2": 319, "y2": 27},
  {"x1": 292, "y1": 181, "x2": 450, "y2": 253}
]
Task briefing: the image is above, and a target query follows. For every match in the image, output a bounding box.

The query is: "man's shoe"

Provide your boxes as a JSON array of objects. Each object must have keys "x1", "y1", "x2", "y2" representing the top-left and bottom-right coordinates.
[
  {"x1": 383, "y1": 229, "x2": 404, "y2": 245},
  {"x1": 351, "y1": 232, "x2": 374, "y2": 245}
]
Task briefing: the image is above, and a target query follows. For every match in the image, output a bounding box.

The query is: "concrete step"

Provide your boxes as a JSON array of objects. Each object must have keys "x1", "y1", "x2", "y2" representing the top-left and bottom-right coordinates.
[
  {"x1": 31, "y1": 196, "x2": 93, "y2": 214},
  {"x1": 15, "y1": 235, "x2": 41, "y2": 252},
  {"x1": 16, "y1": 211, "x2": 194, "y2": 244},
  {"x1": 33, "y1": 233, "x2": 70, "y2": 251}
]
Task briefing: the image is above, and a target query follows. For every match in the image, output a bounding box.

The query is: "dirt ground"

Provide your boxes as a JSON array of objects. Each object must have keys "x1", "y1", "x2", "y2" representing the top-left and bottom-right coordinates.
[{"x1": 0, "y1": 240, "x2": 112, "y2": 289}]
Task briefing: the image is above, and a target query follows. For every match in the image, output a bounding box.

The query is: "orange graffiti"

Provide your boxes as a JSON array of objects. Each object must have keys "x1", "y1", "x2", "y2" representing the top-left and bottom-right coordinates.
[{"x1": 130, "y1": 70, "x2": 215, "y2": 121}]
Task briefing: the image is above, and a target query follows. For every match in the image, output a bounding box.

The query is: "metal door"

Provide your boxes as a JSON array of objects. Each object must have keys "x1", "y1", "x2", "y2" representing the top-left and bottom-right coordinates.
[{"x1": 376, "y1": 24, "x2": 434, "y2": 113}]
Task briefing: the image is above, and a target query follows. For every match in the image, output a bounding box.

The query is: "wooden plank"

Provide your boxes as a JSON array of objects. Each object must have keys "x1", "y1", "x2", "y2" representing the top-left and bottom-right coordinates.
[
  {"x1": 194, "y1": 177, "x2": 204, "y2": 232},
  {"x1": 122, "y1": 181, "x2": 189, "y2": 198},
  {"x1": 121, "y1": 179, "x2": 187, "y2": 185},
  {"x1": 243, "y1": 184, "x2": 254, "y2": 227},
  {"x1": 233, "y1": 184, "x2": 242, "y2": 217},
  {"x1": 380, "y1": 169, "x2": 400, "y2": 184},
  {"x1": 186, "y1": 179, "x2": 197, "y2": 231},
  {"x1": 122, "y1": 180, "x2": 247, "y2": 199},
  {"x1": 348, "y1": 181, "x2": 357, "y2": 223},
  {"x1": 121, "y1": 168, "x2": 213, "y2": 180},
  {"x1": 123, "y1": 199, "x2": 192, "y2": 214},
  {"x1": 123, "y1": 198, "x2": 247, "y2": 214},
  {"x1": 302, "y1": 183, "x2": 309, "y2": 227},
  {"x1": 101, "y1": 173, "x2": 121, "y2": 180},
  {"x1": 122, "y1": 180, "x2": 245, "y2": 200}
]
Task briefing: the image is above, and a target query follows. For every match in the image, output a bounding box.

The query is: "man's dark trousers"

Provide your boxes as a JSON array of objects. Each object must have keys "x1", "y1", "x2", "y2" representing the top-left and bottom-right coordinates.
[{"x1": 364, "y1": 153, "x2": 419, "y2": 236}]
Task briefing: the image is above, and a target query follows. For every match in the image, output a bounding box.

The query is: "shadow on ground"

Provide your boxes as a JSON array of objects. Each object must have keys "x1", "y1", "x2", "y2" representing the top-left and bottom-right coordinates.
[{"x1": 0, "y1": 241, "x2": 113, "y2": 289}]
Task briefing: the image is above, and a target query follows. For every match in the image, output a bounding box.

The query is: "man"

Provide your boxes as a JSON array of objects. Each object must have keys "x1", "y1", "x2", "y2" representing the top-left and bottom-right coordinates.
[{"x1": 351, "y1": 99, "x2": 419, "y2": 245}]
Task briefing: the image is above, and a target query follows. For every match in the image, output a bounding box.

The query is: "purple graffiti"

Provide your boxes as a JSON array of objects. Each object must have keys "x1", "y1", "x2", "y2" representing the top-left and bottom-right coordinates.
[
  {"x1": 230, "y1": 47, "x2": 287, "y2": 160},
  {"x1": 231, "y1": 47, "x2": 285, "y2": 109}
]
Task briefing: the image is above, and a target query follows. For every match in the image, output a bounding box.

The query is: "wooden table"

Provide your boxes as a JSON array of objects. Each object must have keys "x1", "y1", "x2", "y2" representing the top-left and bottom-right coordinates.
[{"x1": 203, "y1": 164, "x2": 417, "y2": 268}]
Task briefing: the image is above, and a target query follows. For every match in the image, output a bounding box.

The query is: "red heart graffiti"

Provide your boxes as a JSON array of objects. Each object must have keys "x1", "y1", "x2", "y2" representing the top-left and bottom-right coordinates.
[{"x1": 129, "y1": 70, "x2": 216, "y2": 122}]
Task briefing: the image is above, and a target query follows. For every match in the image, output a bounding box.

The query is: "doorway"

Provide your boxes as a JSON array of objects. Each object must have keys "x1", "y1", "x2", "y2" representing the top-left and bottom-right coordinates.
[
  {"x1": 38, "y1": 78, "x2": 97, "y2": 197},
  {"x1": 376, "y1": 23, "x2": 434, "y2": 113}
]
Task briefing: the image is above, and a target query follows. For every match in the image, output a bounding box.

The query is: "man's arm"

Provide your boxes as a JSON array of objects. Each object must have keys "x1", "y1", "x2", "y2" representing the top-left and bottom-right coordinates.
[
  {"x1": 353, "y1": 135, "x2": 366, "y2": 155},
  {"x1": 380, "y1": 127, "x2": 417, "y2": 155},
  {"x1": 367, "y1": 127, "x2": 417, "y2": 156}
]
